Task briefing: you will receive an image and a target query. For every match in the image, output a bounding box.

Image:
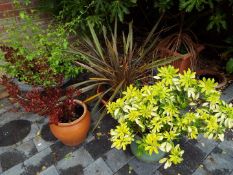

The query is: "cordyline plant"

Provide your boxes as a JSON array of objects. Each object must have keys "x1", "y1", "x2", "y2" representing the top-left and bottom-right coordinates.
[
  {"x1": 67, "y1": 17, "x2": 181, "y2": 127},
  {"x1": 107, "y1": 65, "x2": 233, "y2": 169},
  {"x1": 1, "y1": 77, "x2": 81, "y2": 124}
]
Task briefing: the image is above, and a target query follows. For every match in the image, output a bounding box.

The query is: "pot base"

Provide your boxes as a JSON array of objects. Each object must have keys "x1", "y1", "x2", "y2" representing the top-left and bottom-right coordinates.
[{"x1": 130, "y1": 140, "x2": 165, "y2": 163}]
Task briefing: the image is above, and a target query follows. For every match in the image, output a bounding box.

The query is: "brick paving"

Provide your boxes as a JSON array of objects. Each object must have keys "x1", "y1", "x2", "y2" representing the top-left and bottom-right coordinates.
[{"x1": 0, "y1": 84, "x2": 233, "y2": 175}]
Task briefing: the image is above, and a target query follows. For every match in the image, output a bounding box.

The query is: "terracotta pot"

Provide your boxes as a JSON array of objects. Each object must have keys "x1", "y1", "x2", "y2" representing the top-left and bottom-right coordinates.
[
  {"x1": 196, "y1": 69, "x2": 227, "y2": 89},
  {"x1": 49, "y1": 100, "x2": 91, "y2": 146},
  {"x1": 157, "y1": 45, "x2": 204, "y2": 73},
  {"x1": 172, "y1": 53, "x2": 192, "y2": 73}
]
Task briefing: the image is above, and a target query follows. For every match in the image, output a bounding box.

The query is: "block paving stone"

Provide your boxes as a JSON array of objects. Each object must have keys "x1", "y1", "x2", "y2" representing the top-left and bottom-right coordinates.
[
  {"x1": 83, "y1": 157, "x2": 113, "y2": 175},
  {"x1": 40, "y1": 165, "x2": 59, "y2": 175},
  {"x1": 195, "y1": 134, "x2": 218, "y2": 155},
  {"x1": 84, "y1": 134, "x2": 112, "y2": 160},
  {"x1": 16, "y1": 140, "x2": 37, "y2": 158},
  {"x1": 114, "y1": 164, "x2": 138, "y2": 175},
  {"x1": 221, "y1": 83, "x2": 233, "y2": 103},
  {"x1": 59, "y1": 164, "x2": 84, "y2": 175},
  {"x1": 129, "y1": 157, "x2": 160, "y2": 175},
  {"x1": 50, "y1": 141, "x2": 82, "y2": 162},
  {"x1": 103, "y1": 148, "x2": 133, "y2": 173},
  {"x1": 200, "y1": 152, "x2": 233, "y2": 175},
  {"x1": 56, "y1": 146, "x2": 94, "y2": 174},
  {"x1": 0, "y1": 82, "x2": 232, "y2": 175},
  {"x1": 1, "y1": 163, "x2": 25, "y2": 175},
  {"x1": 23, "y1": 147, "x2": 56, "y2": 175}
]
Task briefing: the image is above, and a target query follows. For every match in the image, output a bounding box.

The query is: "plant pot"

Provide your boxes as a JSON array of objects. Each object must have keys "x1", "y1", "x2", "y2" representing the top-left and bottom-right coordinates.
[
  {"x1": 11, "y1": 78, "x2": 70, "y2": 92},
  {"x1": 130, "y1": 138, "x2": 165, "y2": 163},
  {"x1": 49, "y1": 100, "x2": 91, "y2": 146},
  {"x1": 196, "y1": 69, "x2": 227, "y2": 89},
  {"x1": 12, "y1": 78, "x2": 44, "y2": 92},
  {"x1": 157, "y1": 45, "x2": 204, "y2": 73}
]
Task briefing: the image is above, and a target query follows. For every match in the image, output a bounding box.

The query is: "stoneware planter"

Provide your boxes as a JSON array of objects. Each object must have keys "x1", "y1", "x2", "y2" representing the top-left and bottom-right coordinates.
[
  {"x1": 49, "y1": 100, "x2": 91, "y2": 146},
  {"x1": 196, "y1": 69, "x2": 227, "y2": 89},
  {"x1": 11, "y1": 78, "x2": 70, "y2": 92},
  {"x1": 130, "y1": 138, "x2": 165, "y2": 163},
  {"x1": 12, "y1": 78, "x2": 44, "y2": 92}
]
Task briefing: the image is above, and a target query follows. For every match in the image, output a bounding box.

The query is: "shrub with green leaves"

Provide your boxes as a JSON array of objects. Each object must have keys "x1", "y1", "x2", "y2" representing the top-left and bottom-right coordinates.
[
  {"x1": 40, "y1": 0, "x2": 233, "y2": 33},
  {"x1": 107, "y1": 65, "x2": 233, "y2": 169},
  {"x1": 154, "y1": 0, "x2": 231, "y2": 32},
  {"x1": 40, "y1": 0, "x2": 137, "y2": 30},
  {"x1": 0, "y1": 12, "x2": 83, "y2": 87}
]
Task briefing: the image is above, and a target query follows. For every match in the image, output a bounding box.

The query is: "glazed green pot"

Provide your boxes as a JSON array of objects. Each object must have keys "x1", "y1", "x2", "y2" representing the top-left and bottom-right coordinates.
[{"x1": 130, "y1": 139, "x2": 165, "y2": 163}]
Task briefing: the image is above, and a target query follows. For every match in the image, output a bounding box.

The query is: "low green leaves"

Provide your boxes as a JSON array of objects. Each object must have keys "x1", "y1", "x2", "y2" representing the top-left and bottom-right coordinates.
[
  {"x1": 108, "y1": 66, "x2": 233, "y2": 169},
  {"x1": 1, "y1": 13, "x2": 83, "y2": 87}
]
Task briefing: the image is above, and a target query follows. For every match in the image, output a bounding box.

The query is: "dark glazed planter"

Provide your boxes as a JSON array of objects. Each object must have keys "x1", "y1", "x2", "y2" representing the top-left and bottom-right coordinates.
[
  {"x1": 196, "y1": 69, "x2": 227, "y2": 89},
  {"x1": 49, "y1": 100, "x2": 91, "y2": 146},
  {"x1": 11, "y1": 78, "x2": 70, "y2": 92},
  {"x1": 12, "y1": 78, "x2": 44, "y2": 92},
  {"x1": 130, "y1": 138, "x2": 165, "y2": 163}
]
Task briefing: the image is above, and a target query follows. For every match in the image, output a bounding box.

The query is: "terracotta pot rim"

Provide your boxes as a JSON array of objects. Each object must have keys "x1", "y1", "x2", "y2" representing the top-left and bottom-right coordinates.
[
  {"x1": 196, "y1": 69, "x2": 225, "y2": 77},
  {"x1": 56, "y1": 99, "x2": 88, "y2": 127},
  {"x1": 157, "y1": 44, "x2": 204, "y2": 59},
  {"x1": 196, "y1": 69, "x2": 227, "y2": 88}
]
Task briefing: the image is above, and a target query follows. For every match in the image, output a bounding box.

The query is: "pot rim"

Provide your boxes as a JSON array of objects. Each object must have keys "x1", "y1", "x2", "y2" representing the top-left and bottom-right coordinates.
[
  {"x1": 196, "y1": 69, "x2": 227, "y2": 88},
  {"x1": 55, "y1": 99, "x2": 88, "y2": 127}
]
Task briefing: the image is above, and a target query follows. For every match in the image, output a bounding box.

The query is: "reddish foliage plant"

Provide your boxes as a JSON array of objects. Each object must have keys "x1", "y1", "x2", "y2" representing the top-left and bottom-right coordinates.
[
  {"x1": 0, "y1": 46, "x2": 64, "y2": 87},
  {"x1": 1, "y1": 77, "x2": 81, "y2": 124}
]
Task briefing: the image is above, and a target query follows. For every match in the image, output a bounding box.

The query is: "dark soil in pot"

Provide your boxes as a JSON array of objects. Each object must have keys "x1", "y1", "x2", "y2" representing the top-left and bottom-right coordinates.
[{"x1": 59, "y1": 105, "x2": 84, "y2": 123}]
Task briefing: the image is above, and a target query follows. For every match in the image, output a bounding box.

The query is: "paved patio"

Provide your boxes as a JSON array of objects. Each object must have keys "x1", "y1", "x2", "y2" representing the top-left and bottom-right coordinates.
[{"x1": 0, "y1": 83, "x2": 233, "y2": 175}]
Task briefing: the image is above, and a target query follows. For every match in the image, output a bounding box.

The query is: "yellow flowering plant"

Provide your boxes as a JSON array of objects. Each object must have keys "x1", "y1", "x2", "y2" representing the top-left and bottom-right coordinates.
[{"x1": 107, "y1": 65, "x2": 233, "y2": 169}]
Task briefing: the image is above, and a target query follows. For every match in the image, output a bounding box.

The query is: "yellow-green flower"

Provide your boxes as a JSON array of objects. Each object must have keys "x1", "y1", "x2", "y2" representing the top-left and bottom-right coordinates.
[
  {"x1": 144, "y1": 133, "x2": 163, "y2": 155},
  {"x1": 199, "y1": 78, "x2": 218, "y2": 94},
  {"x1": 110, "y1": 122, "x2": 134, "y2": 150},
  {"x1": 179, "y1": 69, "x2": 197, "y2": 89},
  {"x1": 127, "y1": 110, "x2": 140, "y2": 121},
  {"x1": 157, "y1": 65, "x2": 179, "y2": 86}
]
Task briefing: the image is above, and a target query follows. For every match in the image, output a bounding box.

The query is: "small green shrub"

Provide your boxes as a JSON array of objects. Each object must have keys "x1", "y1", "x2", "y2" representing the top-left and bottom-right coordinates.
[
  {"x1": 0, "y1": 12, "x2": 83, "y2": 87},
  {"x1": 39, "y1": 0, "x2": 137, "y2": 30},
  {"x1": 107, "y1": 65, "x2": 233, "y2": 169},
  {"x1": 40, "y1": 0, "x2": 233, "y2": 33}
]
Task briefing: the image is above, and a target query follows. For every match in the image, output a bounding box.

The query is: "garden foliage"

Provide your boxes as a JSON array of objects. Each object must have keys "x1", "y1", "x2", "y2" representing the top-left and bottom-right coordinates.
[
  {"x1": 39, "y1": 0, "x2": 233, "y2": 33},
  {"x1": 107, "y1": 65, "x2": 233, "y2": 168},
  {"x1": 0, "y1": 12, "x2": 83, "y2": 87},
  {"x1": 67, "y1": 19, "x2": 182, "y2": 128},
  {"x1": 1, "y1": 77, "x2": 81, "y2": 124}
]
